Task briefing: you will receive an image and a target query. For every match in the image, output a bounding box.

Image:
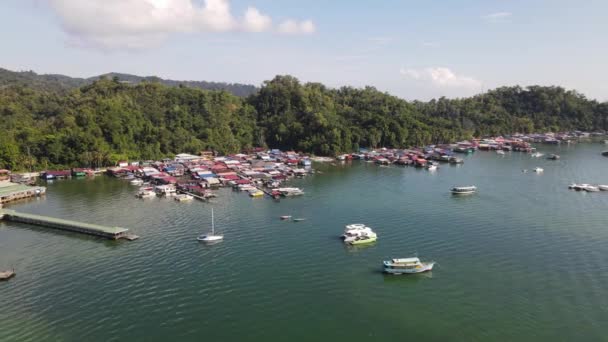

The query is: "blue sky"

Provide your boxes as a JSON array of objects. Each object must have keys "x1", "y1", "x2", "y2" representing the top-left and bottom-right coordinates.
[{"x1": 2, "y1": 0, "x2": 607, "y2": 100}]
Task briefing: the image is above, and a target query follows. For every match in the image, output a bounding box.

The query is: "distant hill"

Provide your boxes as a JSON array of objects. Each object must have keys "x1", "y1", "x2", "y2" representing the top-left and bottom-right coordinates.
[{"x1": 0, "y1": 68, "x2": 258, "y2": 97}]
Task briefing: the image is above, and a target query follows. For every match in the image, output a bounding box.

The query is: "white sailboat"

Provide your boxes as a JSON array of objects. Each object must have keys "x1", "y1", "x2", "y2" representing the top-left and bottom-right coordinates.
[{"x1": 197, "y1": 208, "x2": 223, "y2": 243}]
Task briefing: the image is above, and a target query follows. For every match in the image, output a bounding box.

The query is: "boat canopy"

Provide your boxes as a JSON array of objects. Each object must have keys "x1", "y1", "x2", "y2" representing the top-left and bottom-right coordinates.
[{"x1": 392, "y1": 257, "x2": 420, "y2": 264}]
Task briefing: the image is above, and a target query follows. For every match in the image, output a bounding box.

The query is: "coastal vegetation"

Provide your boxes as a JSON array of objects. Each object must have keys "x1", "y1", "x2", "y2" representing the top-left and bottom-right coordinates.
[{"x1": 1, "y1": 72, "x2": 607, "y2": 170}]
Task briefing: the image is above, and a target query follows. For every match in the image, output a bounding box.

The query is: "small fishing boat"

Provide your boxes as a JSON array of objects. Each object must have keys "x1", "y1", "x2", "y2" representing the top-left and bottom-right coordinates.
[
  {"x1": 383, "y1": 257, "x2": 435, "y2": 275},
  {"x1": 426, "y1": 164, "x2": 438, "y2": 171},
  {"x1": 280, "y1": 215, "x2": 292, "y2": 220},
  {"x1": 496, "y1": 150, "x2": 505, "y2": 155},
  {"x1": 293, "y1": 218, "x2": 306, "y2": 222},
  {"x1": 248, "y1": 189, "x2": 264, "y2": 197},
  {"x1": 548, "y1": 154, "x2": 560, "y2": 160},
  {"x1": 533, "y1": 167, "x2": 544, "y2": 173},
  {"x1": 451, "y1": 186, "x2": 477, "y2": 195},
  {"x1": 0, "y1": 269, "x2": 15, "y2": 281},
  {"x1": 130, "y1": 178, "x2": 144, "y2": 186},
  {"x1": 174, "y1": 194, "x2": 194, "y2": 202},
  {"x1": 531, "y1": 152, "x2": 544, "y2": 158},
  {"x1": 197, "y1": 208, "x2": 223, "y2": 243}
]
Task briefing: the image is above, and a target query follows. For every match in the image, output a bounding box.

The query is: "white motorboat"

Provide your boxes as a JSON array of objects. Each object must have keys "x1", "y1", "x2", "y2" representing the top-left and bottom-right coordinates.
[
  {"x1": 276, "y1": 187, "x2": 304, "y2": 196},
  {"x1": 533, "y1": 167, "x2": 544, "y2": 173},
  {"x1": 531, "y1": 152, "x2": 544, "y2": 158},
  {"x1": 598, "y1": 185, "x2": 608, "y2": 191},
  {"x1": 136, "y1": 187, "x2": 156, "y2": 198},
  {"x1": 174, "y1": 194, "x2": 194, "y2": 202},
  {"x1": 584, "y1": 185, "x2": 600, "y2": 192},
  {"x1": 496, "y1": 150, "x2": 505, "y2": 155},
  {"x1": 451, "y1": 186, "x2": 477, "y2": 194},
  {"x1": 383, "y1": 257, "x2": 435, "y2": 274},
  {"x1": 130, "y1": 178, "x2": 144, "y2": 186},
  {"x1": 426, "y1": 164, "x2": 438, "y2": 171},
  {"x1": 197, "y1": 208, "x2": 223, "y2": 243}
]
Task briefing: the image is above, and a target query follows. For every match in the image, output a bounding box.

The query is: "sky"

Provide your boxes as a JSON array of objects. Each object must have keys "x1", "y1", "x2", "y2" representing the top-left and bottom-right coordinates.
[{"x1": 1, "y1": 0, "x2": 607, "y2": 101}]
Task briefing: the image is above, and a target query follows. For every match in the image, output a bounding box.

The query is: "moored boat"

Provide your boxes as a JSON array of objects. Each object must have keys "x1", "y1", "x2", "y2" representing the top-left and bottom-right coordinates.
[
  {"x1": 136, "y1": 187, "x2": 156, "y2": 198},
  {"x1": 174, "y1": 194, "x2": 194, "y2": 202},
  {"x1": 130, "y1": 178, "x2": 144, "y2": 186},
  {"x1": 451, "y1": 186, "x2": 477, "y2": 195},
  {"x1": 197, "y1": 208, "x2": 223, "y2": 243},
  {"x1": 598, "y1": 185, "x2": 608, "y2": 191},
  {"x1": 280, "y1": 215, "x2": 292, "y2": 220},
  {"x1": 548, "y1": 154, "x2": 560, "y2": 160},
  {"x1": 533, "y1": 167, "x2": 544, "y2": 173},
  {"x1": 383, "y1": 257, "x2": 435, "y2": 274},
  {"x1": 349, "y1": 235, "x2": 377, "y2": 245}
]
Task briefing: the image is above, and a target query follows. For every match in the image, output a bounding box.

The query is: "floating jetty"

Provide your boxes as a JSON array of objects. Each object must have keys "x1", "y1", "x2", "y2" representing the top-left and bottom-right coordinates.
[
  {"x1": 0, "y1": 184, "x2": 46, "y2": 205},
  {"x1": 0, "y1": 209, "x2": 138, "y2": 241}
]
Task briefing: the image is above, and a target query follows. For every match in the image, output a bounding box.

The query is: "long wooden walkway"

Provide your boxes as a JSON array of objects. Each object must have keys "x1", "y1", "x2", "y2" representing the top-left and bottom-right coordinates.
[{"x1": 0, "y1": 209, "x2": 138, "y2": 240}]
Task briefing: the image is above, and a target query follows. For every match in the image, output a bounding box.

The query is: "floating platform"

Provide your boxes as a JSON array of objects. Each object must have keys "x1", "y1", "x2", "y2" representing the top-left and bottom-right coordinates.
[
  {"x1": 0, "y1": 209, "x2": 137, "y2": 241},
  {"x1": 0, "y1": 184, "x2": 46, "y2": 205}
]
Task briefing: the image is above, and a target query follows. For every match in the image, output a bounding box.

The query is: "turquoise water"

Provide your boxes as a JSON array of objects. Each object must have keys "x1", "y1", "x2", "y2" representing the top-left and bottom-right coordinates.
[{"x1": 1, "y1": 143, "x2": 608, "y2": 341}]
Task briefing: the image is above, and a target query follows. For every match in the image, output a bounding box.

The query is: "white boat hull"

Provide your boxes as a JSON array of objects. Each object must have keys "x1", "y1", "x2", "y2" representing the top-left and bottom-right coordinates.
[{"x1": 384, "y1": 262, "x2": 435, "y2": 274}]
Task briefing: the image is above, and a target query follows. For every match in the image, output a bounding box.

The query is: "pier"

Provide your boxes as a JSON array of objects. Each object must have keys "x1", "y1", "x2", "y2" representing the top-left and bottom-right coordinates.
[
  {"x1": 0, "y1": 209, "x2": 138, "y2": 241},
  {"x1": 0, "y1": 183, "x2": 46, "y2": 205}
]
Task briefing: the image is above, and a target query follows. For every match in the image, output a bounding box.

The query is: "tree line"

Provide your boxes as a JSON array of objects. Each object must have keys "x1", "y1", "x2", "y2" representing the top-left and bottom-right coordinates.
[{"x1": 0, "y1": 75, "x2": 606, "y2": 170}]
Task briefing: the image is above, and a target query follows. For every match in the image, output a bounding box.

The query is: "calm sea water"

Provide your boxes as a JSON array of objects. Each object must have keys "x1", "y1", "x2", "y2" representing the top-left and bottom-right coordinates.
[{"x1": 1, "y1": 143, "x2": 608, "y2": 341}]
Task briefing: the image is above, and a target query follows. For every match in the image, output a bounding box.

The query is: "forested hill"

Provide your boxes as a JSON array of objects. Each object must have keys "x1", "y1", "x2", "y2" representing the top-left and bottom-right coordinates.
[
  {"x1": 0, "y1": 68, "x2": 258, "y2": 97},
  {"x1": 0, "y1": 74, "x2": 606, "y2": 170}
]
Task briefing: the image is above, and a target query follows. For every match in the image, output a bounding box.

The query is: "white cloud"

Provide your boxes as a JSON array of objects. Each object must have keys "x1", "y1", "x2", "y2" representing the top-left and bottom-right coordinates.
[
  {"x1": 48, "y1": 0, "x2": 314, "y2": 49},
  {"x1": 278, "y1": 19, "x2": 316, "y2": 34},
  {"x1": 481, "y1": 12, "x2": 512, "y2": 23},
  {"x1": 400, "y1": 67, "x2": 482, "y2": 89},
  {"x1": 243, "y1": 7, "x2": 272, "y2": 32}
]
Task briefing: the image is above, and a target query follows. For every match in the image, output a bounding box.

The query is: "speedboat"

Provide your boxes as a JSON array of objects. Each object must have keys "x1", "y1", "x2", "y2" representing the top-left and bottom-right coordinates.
[
  {"x1": 197, "y1": 208, "x2": 223, "y2": 243},
  {"x1": 276, "y1": 187, "x2": 304, "y2": 196},
  {"x1": 451, "y1": 186, "x2": 477, "y2": 195},
  {"x1": 533, "y1": 167, "x2": 544, "y2": 173},
  {"x1": 531, "y1": 152, "x2": 544, "y2": 158},
  {"x1": 426, "y1": 164, "x2": 438, "y2": 171},
  {"x1": 548, "y1": 154, "x2": 560, "y2": 160},
  {"x1": 280, "y1": 215, "x2": 292, "y2": 220},
  {"x1": 584, "y1": 185, "x2": 600, "y2": 192},
  {"x1": 383, "y1": 257, "x2": 435, "y2": 274},
  {"x1": 572, "y1": 183, "x2": 591, "y2": 191}
]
